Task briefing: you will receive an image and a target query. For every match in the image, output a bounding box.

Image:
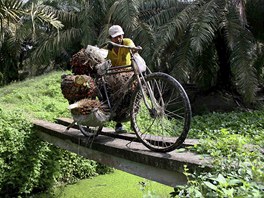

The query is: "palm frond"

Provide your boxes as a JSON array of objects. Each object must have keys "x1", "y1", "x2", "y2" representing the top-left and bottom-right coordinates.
[
  {"x1": 80, "y1": 0, "x2": 116, "y2": 45},
  {"x1": 5, "y1": 34, "x2": 21, "y2": 57},
  {"x1": 221, "y1": 2, "x2": 243, "y2": 49},
  {"x1": 132, "y1": 21, "x2": 155, "y2": 67},
  {"x1": 189, "y1": 0, "x2": 220, "y2": 54},
  {"x1": 155, "y1": 1, "x2": 201, "y2": 52},
  {"x1": 31, "y1": 27, "x2": 82, "y2": 64},
  {"x1": 192, "y1": 44, "x2": 218, "y2": 89},
  {"x1": 23, "y1": 3, "x2": 64, "y2": 34},
  {"x1": 34, "y1": 5, "x2": 64, "y2": 30},
  {"x1": 231, "y1": 0, "x2": 247, "y2": 26},
  {"x1": 106, "y1": 0, "x2": 140, "y2": 36},
  {"x1": 140, "y1": 0, "x2": 187, "y2": 27},
  {"x1": 167, "y1": 35, "x2": 193, "y2": 82},
  {"x1": 0, "y1": 0, "x2": 23, "y2": 22},
  {"x1": 55, "y1": 9, "x2": 78, "y2": 29},
  {"x1": 231, "y1": 30, "x2": 257, "y2": 103},
  {"x1": 80, "y1": 1, "x2": 106, "y2": 45}
]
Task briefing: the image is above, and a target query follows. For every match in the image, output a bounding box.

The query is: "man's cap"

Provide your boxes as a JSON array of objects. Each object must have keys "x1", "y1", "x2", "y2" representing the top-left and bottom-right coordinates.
[{"x1": 109, "y1": 25, "x2": 124, "y2": 38}]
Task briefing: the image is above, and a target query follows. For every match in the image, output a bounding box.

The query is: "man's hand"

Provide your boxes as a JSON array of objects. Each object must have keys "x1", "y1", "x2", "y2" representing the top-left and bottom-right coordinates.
[
  {"x1": 107, "y1": 43, "x2": 114, "y2": 50},
  {"x1": 131, "y1": 46, "x2": 142, "y2": 53}
]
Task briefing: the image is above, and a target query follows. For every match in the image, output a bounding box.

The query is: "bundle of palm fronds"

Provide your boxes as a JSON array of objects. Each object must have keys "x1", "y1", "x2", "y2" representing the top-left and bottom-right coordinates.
[
  {"x1": 61, "y1": 74, "x2": 97, "y2": 103},
  {"x1": 70, "y1": 46, "x2": 106, "y2": 77}
]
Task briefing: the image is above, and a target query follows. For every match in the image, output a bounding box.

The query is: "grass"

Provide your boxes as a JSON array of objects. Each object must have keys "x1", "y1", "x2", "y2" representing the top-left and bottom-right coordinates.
[{"x1": 0, "y1": 71, "x2": 70, "y2": 121}]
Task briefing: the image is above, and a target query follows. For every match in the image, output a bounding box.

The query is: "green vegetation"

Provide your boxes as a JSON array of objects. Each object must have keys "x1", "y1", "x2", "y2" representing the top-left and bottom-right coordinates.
[
  {"x1": 171, "y1": 112, "x2": 264, "y2": 197},
  {"x1": 0, "y1": 0, "x2": 263, "y2": 197},
  {"x1": 1, "y1": 0, "x2": 264, "y2": 105},
  {"x1": 37, "y1": 170, "x2": 173, "y2": 198},
  {"x1": 189, "y1": 111, "x2": 264, "y2": 146},
  {"x1": 0, "y1": 71, "x2": 112, "y2": 196},
  {"x1": 0, "y1": 71, "x2": 70, "y2": 121},
  {"x1": 0, "y1": 71, "x2": 263, "y2": 197}
]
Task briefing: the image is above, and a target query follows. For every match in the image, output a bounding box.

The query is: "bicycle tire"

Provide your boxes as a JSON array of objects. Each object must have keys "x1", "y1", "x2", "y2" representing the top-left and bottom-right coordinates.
[
  {"x1": 78, "y1": 125, "x2": 103, "y2": 137},
  {"x1": 130, "y1": 72, "x2": 191, "y2": 152}
]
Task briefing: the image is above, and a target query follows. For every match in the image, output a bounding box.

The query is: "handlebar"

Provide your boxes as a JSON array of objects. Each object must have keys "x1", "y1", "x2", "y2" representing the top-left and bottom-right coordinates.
[{"x1": 100, "y1": 41, "x2": 142, "y2": 51}]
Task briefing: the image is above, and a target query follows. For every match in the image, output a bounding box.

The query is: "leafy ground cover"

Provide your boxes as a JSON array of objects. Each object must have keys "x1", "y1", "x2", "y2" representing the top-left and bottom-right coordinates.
[
  {"x1": 0, "y1": 71, "x2": 263, "y2": 197},
  {"x1": 35, "y1": 170, "x2": 173, "y2": 198},
  {"x1": 174, "y1": 111, "x2": 264, "y2": 197}
]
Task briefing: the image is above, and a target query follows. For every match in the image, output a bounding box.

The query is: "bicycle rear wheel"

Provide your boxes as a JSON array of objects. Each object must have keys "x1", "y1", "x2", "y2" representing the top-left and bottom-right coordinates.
[{"x1": 131, "y1": 72, "x2": 191, "y2": 152}]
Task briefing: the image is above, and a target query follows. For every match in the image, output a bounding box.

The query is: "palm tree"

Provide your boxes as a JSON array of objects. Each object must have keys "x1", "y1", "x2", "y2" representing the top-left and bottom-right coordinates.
[
  {"x1": 52, "y1": 0, "x2": 264, "y2": 105},
  {"x1": 14, "y1": 0, "x2": 263, "y2": 105},
  {"x1": 28, "y1": 0, "x2": 116, "y2": 68},
  {"x1": 0, "y1": 0, "x2": 63, "y2": 85},
  {"x1": 136, "y1": 0, "x2": 262, "y2": 104}
]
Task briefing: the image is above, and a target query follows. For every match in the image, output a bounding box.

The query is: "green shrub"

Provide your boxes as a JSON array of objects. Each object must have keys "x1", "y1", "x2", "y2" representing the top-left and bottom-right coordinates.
[
  {"x1": 0, "y1": 108, "x2": 103, "y2": 196},
  {"x1": 0, "y1": 109, "x2": 47, "y2": 195},
  {"x1": 0, "y1": 71, "x2": 114, "y2": 196}
]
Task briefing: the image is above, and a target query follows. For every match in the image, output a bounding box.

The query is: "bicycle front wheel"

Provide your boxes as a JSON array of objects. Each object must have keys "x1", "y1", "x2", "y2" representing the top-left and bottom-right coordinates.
[{"x1": 131, "y1": 72, "x2": 191, "y2": 152}]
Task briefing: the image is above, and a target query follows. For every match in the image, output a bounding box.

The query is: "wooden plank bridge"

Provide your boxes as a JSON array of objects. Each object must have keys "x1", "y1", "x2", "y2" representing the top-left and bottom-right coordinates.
[{"x1": 33, "y1": 118, "x2": 212, "y2": 187}]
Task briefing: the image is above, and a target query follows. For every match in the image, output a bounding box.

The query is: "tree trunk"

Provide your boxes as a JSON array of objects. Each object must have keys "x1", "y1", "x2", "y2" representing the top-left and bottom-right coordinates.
[{"x1": 214, "y1": 31, "x2": 232, "y2": 90}]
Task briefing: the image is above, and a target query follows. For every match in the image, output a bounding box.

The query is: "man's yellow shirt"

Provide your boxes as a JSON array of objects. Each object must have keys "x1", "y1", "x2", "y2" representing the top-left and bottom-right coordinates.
[{"x1": 107, "y1": 38, "x2": 135, "y2": 66}]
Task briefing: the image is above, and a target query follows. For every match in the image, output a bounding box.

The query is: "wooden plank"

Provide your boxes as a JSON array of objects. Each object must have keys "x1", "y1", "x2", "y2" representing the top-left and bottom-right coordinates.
[{"x1": 33, "y1": 119, "x2": 212, "y2": 187}]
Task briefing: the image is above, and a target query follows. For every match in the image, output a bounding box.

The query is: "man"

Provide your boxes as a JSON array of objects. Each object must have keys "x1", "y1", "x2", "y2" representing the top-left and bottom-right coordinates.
[
  {"x1": 106, "y1": 25, "x2": 135, "y2": 133},
  {"x1": 107, "y1": 25, "x2": 135, "y2": 66}
]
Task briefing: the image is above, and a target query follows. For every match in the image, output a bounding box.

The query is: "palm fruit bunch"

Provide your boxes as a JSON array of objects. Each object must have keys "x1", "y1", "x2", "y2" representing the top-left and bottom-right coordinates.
[
  {"x1": 61, "y1": 45, "x2": 112, "y2": 127},
  {"x1": 61, "y1": 74, "x2": 97, "y2": 104},
  {"x1": 104, "y1": 70, "x2": 137, "y2": 122},
  {"x1": 68, "y1": 99, "x2": 107, "y2": 115},
  {"x1": 104, "y1": 71, "x2": 134, "y2": 94},
  {"x1": 68, "y1": 99, "x2": 110, "y2": 127},
  {"x1": 70, "y1": 46, "x2": 105, "y2": 77}
]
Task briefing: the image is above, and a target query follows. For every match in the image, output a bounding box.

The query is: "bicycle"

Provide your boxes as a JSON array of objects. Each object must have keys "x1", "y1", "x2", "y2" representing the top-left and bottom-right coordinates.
[{"x1": 69, "y1": 41, "x2": 192, "y2": 152}]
